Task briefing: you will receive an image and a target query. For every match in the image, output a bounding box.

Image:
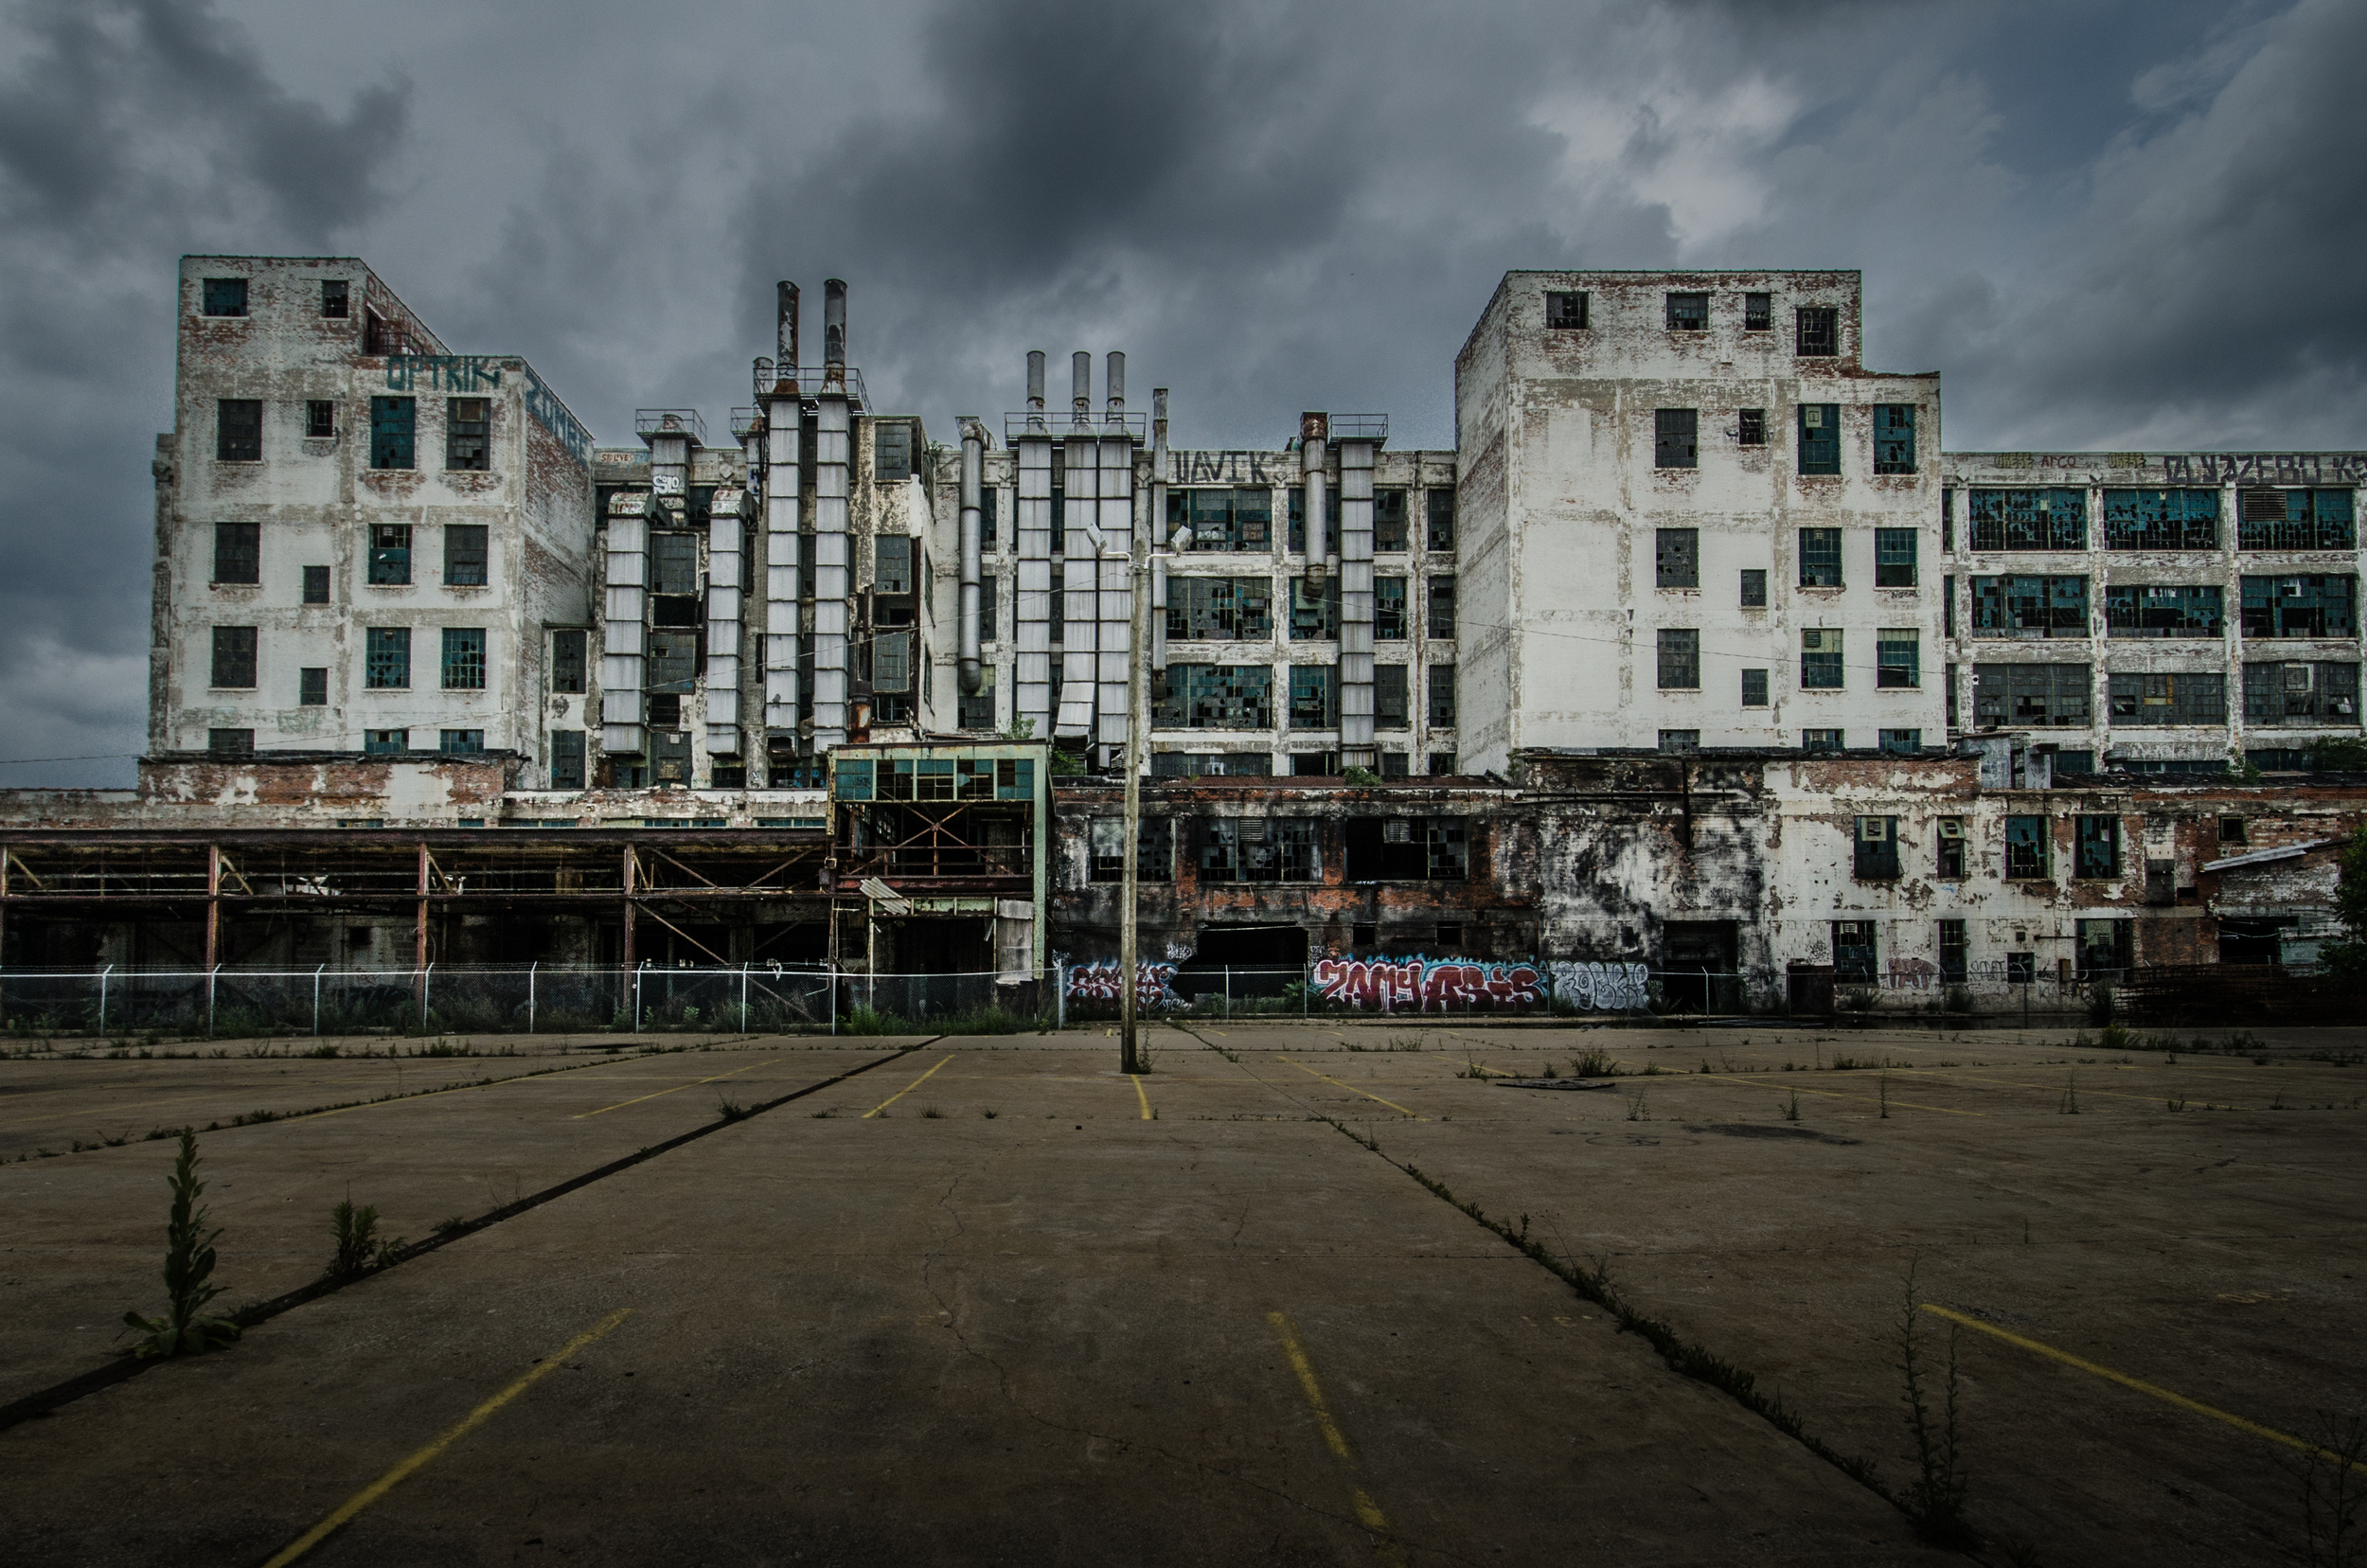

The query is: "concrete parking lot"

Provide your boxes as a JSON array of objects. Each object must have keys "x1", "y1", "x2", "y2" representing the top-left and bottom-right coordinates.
[{"x1": 1, "y1": 1020, "x2": 2360, "y2": 1565}]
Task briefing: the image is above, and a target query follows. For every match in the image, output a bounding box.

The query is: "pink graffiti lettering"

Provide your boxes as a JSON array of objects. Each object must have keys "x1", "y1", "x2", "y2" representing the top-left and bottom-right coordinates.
[{"x1": 1311, "y1": 956, "x2": 1542, "y2": 1013}]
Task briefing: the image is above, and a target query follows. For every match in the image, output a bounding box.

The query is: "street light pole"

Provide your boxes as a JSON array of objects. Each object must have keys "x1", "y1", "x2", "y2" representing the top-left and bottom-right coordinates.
[{"x1": 1120, "y1": 388, "x2": 1168, "y2": 1077}]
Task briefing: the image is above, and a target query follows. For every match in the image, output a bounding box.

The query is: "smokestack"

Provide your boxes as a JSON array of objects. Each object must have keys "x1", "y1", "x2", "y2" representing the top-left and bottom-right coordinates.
[
  {"x1": 822, "y1": 278, "x2": 846, "y2": 383},
  {"x1": 1072, "y1": 351, "x2": 1092, "y2": 424},
  {"x1": 775, "y1": 281, "x2": 799, "y2": 371},
  {"x1": 1105, "y1": 351, "x2": 1125, "y2": 417}
]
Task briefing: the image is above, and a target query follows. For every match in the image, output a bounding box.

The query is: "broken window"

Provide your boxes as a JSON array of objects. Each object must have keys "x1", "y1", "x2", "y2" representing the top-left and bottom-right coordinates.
[
  {"x1": 651, "y1": 731, "x2": 691, "y2": 785},
  {"x1": 369, "y1": 397, "x2": 415, "y2": 470},
  {"x1": 368, "y1": 525, "x2": 412, "y2": 585},
  {"x1": 1744, "y1": 293, "x2": 1772, "y2": 330},
  {"x1": 1167, "y1": 576, "x2": 1271, "y2": 641},
  {"x1": 1151, "y1": 752, "x2": 1271, "y2": 778},
  {"x1": 1344, "y1": 815, "x2": 1467, "y2": 881},
  {"x1": 1802, "y1": 728, "x2": 1844, "y2": 754},
  {"x1": 1152, "y1": 664, "x2": 1273, "y2": 729},
  {"x1": 1659, "y1": 730, "x2": 1700, "y2": 753},
  {"x1": 1665, "y1": 292, "x2": 1708, "y2": 330},
  {"x1": 201, "y1": 277, "x2": 247, "y2": 317},
  {"x1": 365, "y1": 627, "x2": 410, "y2": 688},
  {"x1": 1171, "y1": 487, "x2": 1273, "y2": 552},
  {"x1": 1372, "y1": 664, "x2": 1408, "y2": 729},
  {"x1": 1428, "y1": 664, "x2": 1457, "y2": 725},
  {"x1": 1737, "y1": 408, "x2": 1766, "y2": 447},
  {"x1": 2238, "y1": 489, "x2": 2357, "y2": 551},
  {"x1": 299, "y1": 666, "x2": 328, "y2": 706},
  {"x1": 1427, "y1": 488, "x2": 1455, "y2": 552},
  {"x1": 1972, "y1": 664, "x2": 2091, "y2": 727},
  {"x1": 217, "y1": 400, "x2": 261, "y2": 462},
  {"x1": 1853, "y1": 816, "x2": 1899, "y2": 880},
  {"x1": 549, "y1": 729, "x2": 585, "y2": 790},
  {"x1": 1658, "y1": 628, "x2": 1700, "y2": 690},
  {"x1": 1375, "y1": 576, "x2": 1407, "y2": 639},
  {"x1": 1740, "y1": 567, "x2": 1767, "y2": 607},
  {"x1": 2241, "y1": 574, "x2": 2357, "y2": 638},
  {"x1": 873, "y1": 630, "x2": 911, "y2": 694},
  {"x1": 1878, "y1": 630, "x2": 1920, "y2": 688},
  {"x1": 1831, "y1": 920, "x2": 1877, "y2": 982},
  {"x1": 320, "y1": 279, "x2": 348, "y2": 318},
  {"x1": 2075, "y1": 918, "x2": 2132, "y2": 980},
  {"x1": 1742, "y1": 668, "x2": 1769, "y2": 707},
  {"x1": 1199, "y1": 818, "x2": 1323, "y2": 884},
  {"x1": 207, "y1": 728, "x2": 253, "y2": 756},
  {"x1": 1428, "y1": 752, "x2": 1456, "y2": 775},
  {"x1": 2075, "y1": 815, "x2": 2121, "y2": 879},
  {"x1": 1427, "y1": 575, "x2": 1456, "y2": 637},
  {"x1": 1286, "y1": 486, "x2": 1336, "y2": 554},
  {"x1": 440, "y1": 729, "x2": 485, "y2": 755},
  {"x1": 650, "y1": 533, "x2": 698, "y2": 596},
  {"x1": 210, "y1": 626, "x2": 257, "y2": 688},
  {"x1": 647, "y1": 630, "x2": 697, "y2": 693},
  {"x1": 1655, "y1": 407, "x2": 1699, "y2": 469},
  {"x1": 2005, "y1": 816, "x2": 2050, "y2": 880},
  {"x1": 443, "y1": 525, "x2": 489, "y2": 586},
  {"x1": 1880, "y1": 728, "x2": 1922, "y2": 755},
  {"x1": 875, "y1": 534, "x2": 913, "y2": 595},
  {"x1": 1968, "y1": 489, "x2": 2086, "y2": 551},
  {"x1": 1049, "y1": 562, "x2": 1064, "y2": 644},
  {"x1": 2103, "y1": 489, "x2": 2218, "y2": 550},
  {"x1": 1289, "y1": 576, "x2": 1339, "y2": 641},
  {"x1": 1294, "y1": 664, "x2": 1344, "y2": 729},
  {"x1": 306, "y1": 401, "x2": 337, "y2": 439},
  {"x1": 212, "y1": 522, "x2": 259, "y2": 585},
  {"x1": 1374, "y1": 488, "x2": 1408, "y2": 551},
  {"x1": 361, "y1": 728, "x2": 405, "y2": 756},
  {"x1": 874, "y1": 419, "x2": 912, "y2": 483},
  {"x1": 1938, "y1": 918, "x2": 1967, "y2": 979},
  {"x1": 980, "y1": 573, "x2": 998, "y2": 642},
  {"x1": 1873, "y1": 404, "x2": 1916, "y2": 473},
  {"x1": 446, "y1": 398, "x2": 489, "y2": 472},
  {"x1": 1936, "y1": 822, "x2": 1967, "y2": 881},
  {"x1": 441, "y1": 628, "x2": 487, "y2": 690},
  {"x1": 1795, "y1": 307, "x2": 1838, "y2": 357},
  {"x1": 1801, "y1": 629, "x2": 1843, "y2": 688},
  {"x1": 552, "y1": 629, "x2": 587, "y2": 694},
  {"x1": 1944, "y1": 574, "x2": 1956, "y2": 636},
  {"x1": 1943, "y1": 489, "x2": 1955, "y2": 551},
  {"x1": 1656, "y1": 529, "x2": 1700, "y2": 589},
  {"x1": 1797, "y1": 404, "x2": 1840, "y2": 475},
  {"x1": 1799, "y1": 528, "x2": 1843, "y2": 588},
  {"x1": 1875, "y1": 527, "x2": 1917, "y2": 587},
  {"x1": 1972, "y1": 575, "x2": 2090, "y2": 638},
  {"x1": 2106, "y1": 583, "x2": 2221, "y2": 638},
  {"x1": 978, "y1": 485, "x2": 997, "y2": 549},
  {"x1": 2242, "y1": 661, "x2": 2361, "y2": 726},
  {"x1": 1546, "y1": 291, "x2": 1589, "y2": 329},
  {"x1": 959, "y1": 665, "x2": 995, "y2": 729}
]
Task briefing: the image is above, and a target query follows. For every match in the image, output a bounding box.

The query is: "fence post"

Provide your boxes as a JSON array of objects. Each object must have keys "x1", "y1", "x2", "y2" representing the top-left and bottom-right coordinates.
[
  {"x1": 206, "y1": 964, "x2": 219, "y2": 1038},
  {"x1": 1303, "y1": 959, "x2": 1309, "y2": 1020},
  {"x1": 528, "y1": 961, "x2": 538, "y2": 1036},
  {"x1": 739, "y1": 964, "x2": 749, "y2": 1033},
  {"x1": 1223, "y1": 966, "x2": 1231, "y2": 1019},
  {"x1": 1055, "y1": 964, "x2": 1065, "y2": 1031},
  {"x1": 421, "y1": 963, "x2": 434, "y2": 1033},
  {"x1": 312, "y1": 964, "x2": 323, "y2": 1036},
  {"x1": 98, "y1": 964, "x2": 112, "y2": 1036}
]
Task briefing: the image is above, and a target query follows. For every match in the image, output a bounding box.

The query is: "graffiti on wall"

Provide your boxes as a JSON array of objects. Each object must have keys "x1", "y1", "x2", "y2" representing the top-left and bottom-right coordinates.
[
  {"x1": 1546, "y1": 961, "x2": 1651, "y2": 1012},
  {"x1": 1312, "y1": 955, "x2": 1543, "y2": 1012},
  {"x1": 525, "y1": 365, "x2": 593, "y2": 467},
  {"x1": 384, "y1": 354, "x2": 505, "y2": 392},
  {"x1": 1064, "y1": 961, "x2": 1183, "y2": 1009},
  {"x1": 2162, "y1": 453, "x2": 2367, "y2": 485}
]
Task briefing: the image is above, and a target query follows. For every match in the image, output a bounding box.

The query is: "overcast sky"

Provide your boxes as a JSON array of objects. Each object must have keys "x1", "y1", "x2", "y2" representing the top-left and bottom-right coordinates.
[{"x1": 0, "y1": 0, "x2": 2359, "y2": 786}]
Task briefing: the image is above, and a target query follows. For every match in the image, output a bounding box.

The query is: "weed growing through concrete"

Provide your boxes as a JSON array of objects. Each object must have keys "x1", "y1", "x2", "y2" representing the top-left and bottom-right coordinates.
[
  {"x1": 120, "y1": 1130, "x2": 240, "y2": 1359},
  {"x1": 1784, "y1": 1092, "x2": 1802, "y2": 1122},
  {"x1": 2284, "y1": 1410, "x2": 2367, "y2": 1566},
  {"x1": 982, "y1": 1109, "x2": 999, "y2": 1119},
  {"x1": 2168, "y1": 1098, "x2": 2188, "y2": 1112},
  {"x1": 1572, "y1": 1048, "x2": 1617, "y2": 1078},
  {"x1": 1625, "y1": 1092, "x2": 1649, "y2": 1122},
  {"x1": 920, "y1": 1105, "x2": 946, "y2": 1119},
  {"x1": 328, "y1": 1199, "x2": 404, "y2": 1279},
  {"x1": 1895, "y1": 1266, "x2": 1972, "y2": 1544},
  {"x1": 713, "y1": 1092, "x2": 753, "y2": 1124},
  {"x1": 2060, "y1": 1072, "x2": 2081, "y2": 1114},
  {"x1": 1879, "y1": 1075, "x2": 1892, "y2": 1119}
]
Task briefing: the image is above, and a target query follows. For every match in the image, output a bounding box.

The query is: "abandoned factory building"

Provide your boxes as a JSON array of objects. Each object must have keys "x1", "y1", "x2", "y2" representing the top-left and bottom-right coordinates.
[{"x1": 0, "y1": 256, "x2": 2359, "y2": 1017}]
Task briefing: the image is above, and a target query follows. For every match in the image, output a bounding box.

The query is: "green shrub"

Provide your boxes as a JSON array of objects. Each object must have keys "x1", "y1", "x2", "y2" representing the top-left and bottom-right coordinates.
[{"x1": 121, "y1": 1131, "x2": 240, "y2": 1358}]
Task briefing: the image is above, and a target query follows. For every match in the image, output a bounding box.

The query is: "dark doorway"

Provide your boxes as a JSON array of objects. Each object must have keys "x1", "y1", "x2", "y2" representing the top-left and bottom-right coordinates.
[
  {"x1": 889, "y1": 917, "x2": 993, "y2": 976},
  {"x1": 1661, "y1": 920, "x2": 1740, "y2": 1014},
  {"x1": 1178, "y1": 923, "x2": 1308, "y2": 999},
  {"x1": 2218, "y1": 917, "x2": 2295, "y2": 966}
]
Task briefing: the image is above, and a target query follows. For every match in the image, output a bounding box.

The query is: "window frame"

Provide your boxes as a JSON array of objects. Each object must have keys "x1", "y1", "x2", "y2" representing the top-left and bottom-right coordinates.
[
  {"x1": 443, "y1": 525, "x2": 489, "y2": 587},
  {"x1": 440, "y1": 628, "x2": 488, "y2": 691},
  {"x1": 365, "y1": 627, "x2": 411, "y2": 689},
  {"x1": 1426, "y1": 574, "x2": 1456, "y2": 638},
  {"x1": 1797, "y1": 404, "x2": 1841, "y2": 475},
  {"x1": 216, "y1": 399, "x2": 262, "y2": 462},
  {"x1": 1427, "y1": 663, "x2": 1457, "y2": 726},
  {"x1": 1656, "y1": 528, "x2": 1700, "y2": 589},
  {"x1": 1801, "y1": 629, "x2": 1843, "y2": 689},
  {"x1": 209, "y1": 625, "x2": 258, "y2": 689},
  {"x1": 1654, "y1": 407, "x2": 1699, "y2": 469},
  {"x1": 1798, "y1": 527, "x2": 1843, "y2": 588},
  {"x1": 1370, "y1": 664, "x2": 1408, "y2": 731},
  {"x1": 1664, "y1": 292, "x2": 1709, "y2": 331},
  {"x1": 445, "y1": 397, "x2": 490, "y2": 472},
  {"x1": 1545, "y1": 291, "x2": 1589, "y2": 330},
  {"x1": 1874, "y1": 527, "x2": 1918, "y2": 588},
  {"x1": 1872, "y1": 404, "x2": 1916, "y2": 474},
  {"x1": 201, "y1": 277, "x2": 248, "y2": 317},
  {"x1": 1657, "y1": 628, "x2": 1700, "y2": 690},
  {"x1": 368, "y1": 396, "x2": 416, "y2": 470},
  {"x1": 211, "y1": 522, "x2": 259, "y2": 585},
  {"x1": 1741, "y1": 668, "x2": 1769, "y2": 707}
]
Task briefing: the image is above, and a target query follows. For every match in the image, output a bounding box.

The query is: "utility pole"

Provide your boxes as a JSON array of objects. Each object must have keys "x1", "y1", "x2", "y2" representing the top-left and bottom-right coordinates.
[{"x1": 1119, "y1": 389, "x2": 1167, "y2": 1076}]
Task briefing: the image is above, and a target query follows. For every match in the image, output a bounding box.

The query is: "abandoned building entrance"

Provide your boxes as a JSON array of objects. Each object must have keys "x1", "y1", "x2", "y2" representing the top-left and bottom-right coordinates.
[
  {"x1": 882, "y1": 917, "x2": 994, "y2": 976},
  {"x1": 1176, "y1": 923, "x2": 1309, "y2": 1001},
  {"x1": 2218, "y1": 917, "x2": 2298, "y2": 966},
  {"x1": 1659, "y1": 920, "x2": 1741, "y2": 1015}
]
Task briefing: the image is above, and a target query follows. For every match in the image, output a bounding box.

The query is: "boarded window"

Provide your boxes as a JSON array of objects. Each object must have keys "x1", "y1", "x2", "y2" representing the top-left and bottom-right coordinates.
[
  {"x1": 2105, "y1": 583, "x2": 2220, "y2": 638},
  {"x1": 1427, "y1": 488, "x2": 1455, "y2": 552},
  {"x1": 1665, "y1": 292, "x2": 1708, "y2": 330},
  {"x1": 1152, "y1": 664, "x2": 1273, "y2": 729},
  {"x1": 1969, "y1": 489, "x2": 2086, "y2": 551},
  {"x1": 1877, "y1": 630, "x2": 1919, "y2": 688},
  {"x1": 202, "y1": 277, "x2": 247, "y2": 316},
  {"x1": 1375, "y1": 576, "x2": 1407, "y2": 639},
  {"x1": 1973, "y1": 664, "x2": 2091, "y2": 727},
  {"x1": 1374, "y1": 488, "x2": 1408, "y2": 551},
  {"x1": 1373, "y1": 664, "x2": 1408, "y2": 729},
  {"x1": 2238, "y1": 489, "x2": 2357, "y2": 551},
  {"x1": 1853, "y1": 816, "x2": 1899, "y2": 880},
  {"x1": 1799, "y1": 527, "x2": 1842, "y2": 587},
  {"x1": 2103, "y1": 489, "x2": 2218, "y2": 550},
  {"x1": 446, "y1": 398, "x2": 489, "y2": 471},
  {"x1": 212, "y1": 522, "x2": 258, "y2": 585},
  {"x1": 550, "y1": 729, "x2": 585, "y2": 790},
  {"x1": 444, "y1": 525, "x2": 489, "y2": 586},
  {"x1": 1655, "y1": 408, "x2": 1699, "y2": 469},
  {"x1": 1656, "y1": 528, "x2": 1699, "y2": 588},
  {"x1": 1289, "y1": 576, "x2": 1339, "y2": 641},
  {"x1": 552, "y1": 629, "x2": 587, "y2": 693},
  {"x1": 217, "y1": 400, "x2": 261, "y2": 462},
  {"x1": 369, "y1": 397, "x2": 415, "y2": 470},
  {"x1": 441, "y1": 628, "x2": 487, "y2": 690},
  {"x1": 1873, "y1": 404, "x2": 1916, "y2": 473},
  {"x1": 2243, "y1": 662, "x2": 2361, "y2": 726},
  {"x1": 1428, "y1": 663, "x2": 1457, "y2": 725},
  {"x1": 1797, "y1": 404, "x2": 1840, "y2": 474},
  {"x1": 1546, "y1": 291, "x2": 1589, "y2": 329},
  {"x1": 1169, "y1": 576, "x2": 1272, "y2": 641},
  {"x1": 210, "y1": 626, "x2": 257, "y2": 688},
  {"x1": 2240, "y1": 574, "x2": 2357, "y2": 638},
  {"x1": 1972, "y1": 575, "x2": 2089, "y2": 638},
  {"x1": 2108, "y1": 672, "x2": 2226, "y2": 726},
  {"x1": 1801, "y1": 629, "x2": 1843, "y2": 688},
  {"x1": 1795, "y1": 307, "x2": 1838, "y2": 357},
  {"x1": 1294, "y1": 664, "x2": 1343, "y2": 729},
  {"x1": 1657, "y1": 629, "x2": 1700, "y2": 689},
  {"x1": 1427, "y1": 575, "x2": 1456, "y2": 637},
  {"x1": 365, "y1": 627, "x2": 410, "y2": 688}
]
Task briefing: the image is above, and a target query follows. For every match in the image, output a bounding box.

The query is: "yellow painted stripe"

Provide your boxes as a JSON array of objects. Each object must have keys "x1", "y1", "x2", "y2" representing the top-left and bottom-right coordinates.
[
  {"x1": 1267, "y1": 1311, "x2": 1407, "y2": 1567},
  {"x1": 572, "y1": 1058, "x2": 783, "y2": 1119},
  {"x1": 1131, "y1": 1075, "x2": 1152, "y2": 1120},
  {"x1": 1922, "y1": 1304, "x2": 2365, "y2": 1472},
  {"x1": 1694, "y1": 1072, "x2": 1984, "y2": 1116},
  {"x1": 863, "y1": 1054, "x2": 954, "y2": 1118},
  {"x1": 1281, "y1": 1059, "x2": 1426, "y2": 1120},
  {"x1": 261, "y1": 1308, "x2": 635, "y2": 1567}
]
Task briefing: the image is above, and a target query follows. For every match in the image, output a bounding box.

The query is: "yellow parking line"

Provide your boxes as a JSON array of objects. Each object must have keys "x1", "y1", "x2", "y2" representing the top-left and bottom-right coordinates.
[
  {"x1": 572, "y1": 1058, "x2": 782, "y2": 1119},
  {"x1": 1267, "y1": 1311, "x2": 1407, "y2": 1567},
  {"x1": 1922, "y1": 1304, "x2": 2364, "y2": 1472},
  {"x1": 262, "y1": 1308, "x2": 635, "y2": 1566},
  {"x1": 1280, "y1": 1058, "x2": 1426, "y2": 1119},
  {"x1": 1130, "y1": 1075, "x2": 1152, "y2": 1120},
  {"x1": 863, "y1": 1054, "x2": 954, "y2": 1118},
  {"x1": 1694, "y1": 1072, "x2": 1984, "y2": 1116}
]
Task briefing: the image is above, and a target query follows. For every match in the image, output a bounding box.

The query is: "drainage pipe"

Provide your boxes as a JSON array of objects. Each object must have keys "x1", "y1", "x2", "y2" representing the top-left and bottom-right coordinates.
[{"x1": 958, "y1": 419, "x2": 985, "y2": 696}]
